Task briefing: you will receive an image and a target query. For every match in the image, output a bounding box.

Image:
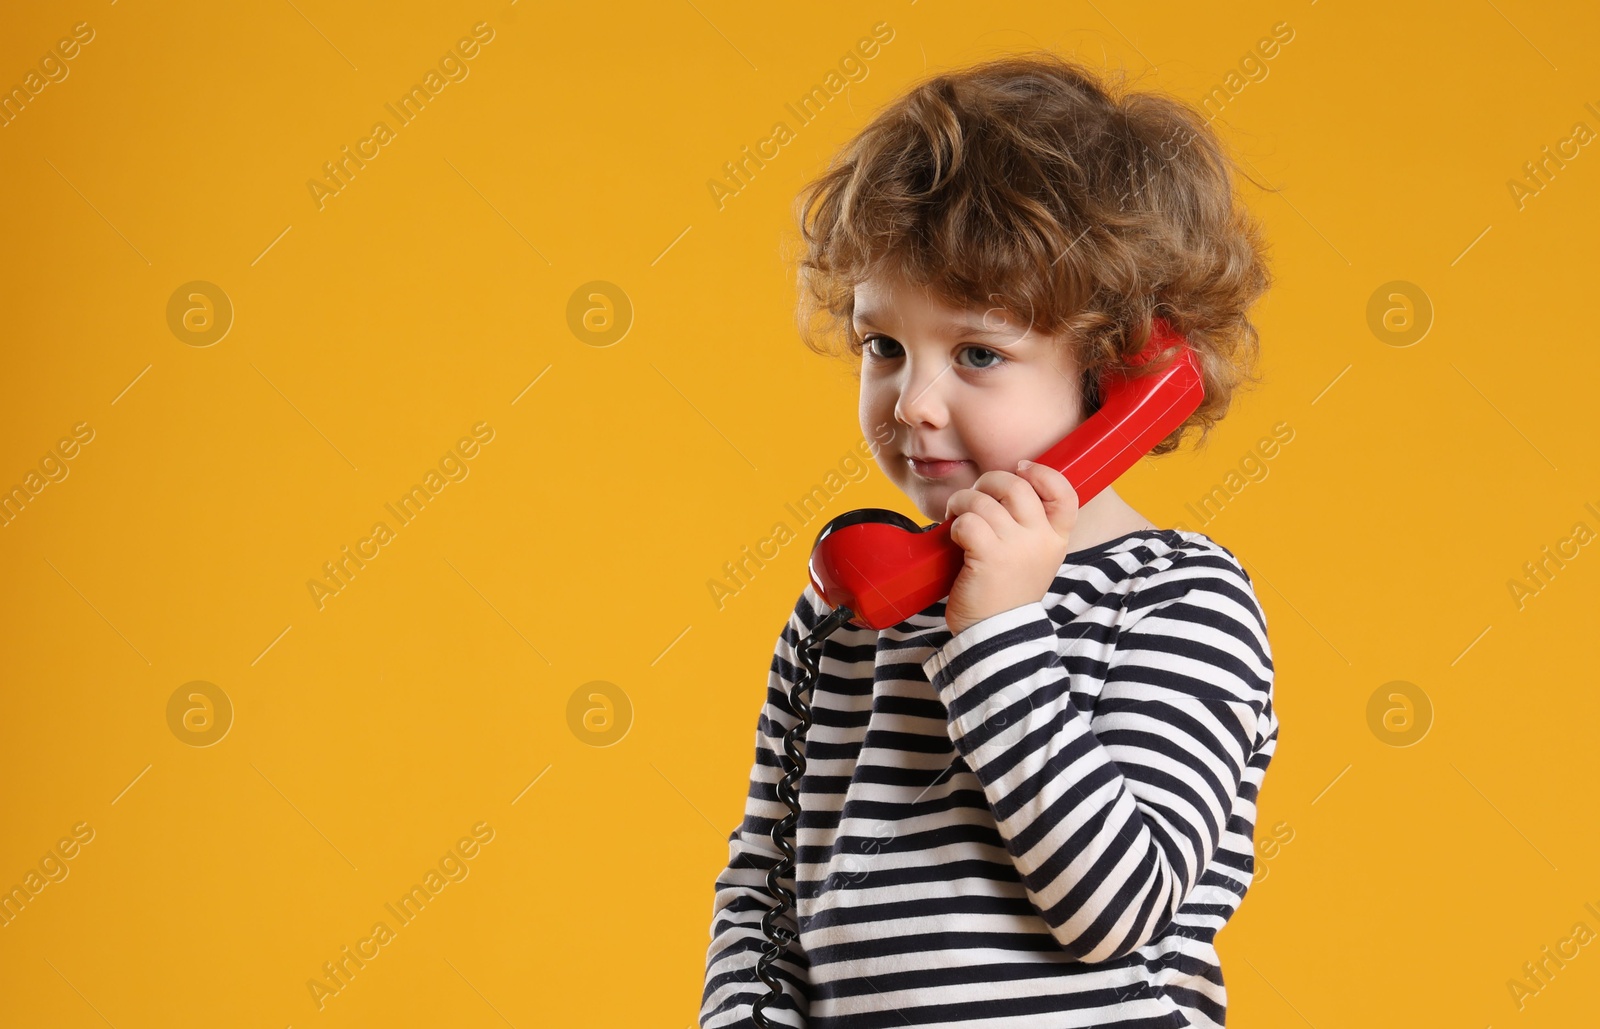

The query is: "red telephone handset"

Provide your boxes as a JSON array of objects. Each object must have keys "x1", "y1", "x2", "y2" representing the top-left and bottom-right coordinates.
[{"x1": 806, "y1": 318, "x2": 1203, "y2": 631}]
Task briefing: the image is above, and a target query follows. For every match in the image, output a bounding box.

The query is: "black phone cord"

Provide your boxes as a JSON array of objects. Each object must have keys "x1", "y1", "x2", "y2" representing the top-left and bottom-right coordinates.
[{"x1": 751, "y1": 604, "x2": 854, "y2": 1029}]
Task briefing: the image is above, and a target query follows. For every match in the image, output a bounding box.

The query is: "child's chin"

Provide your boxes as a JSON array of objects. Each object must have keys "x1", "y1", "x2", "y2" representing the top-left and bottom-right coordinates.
[
  {"x1": 895, "y1": 477, "x2": 958, "y2": 524},
  {"x1": 911, "y1": 493, "x2": 947, "y2": 525}
]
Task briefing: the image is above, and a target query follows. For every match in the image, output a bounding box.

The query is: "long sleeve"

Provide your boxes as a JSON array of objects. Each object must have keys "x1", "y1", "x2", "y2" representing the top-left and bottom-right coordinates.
[
  {"x1": 700, "y1": 587, "x2": 824, "y2": 1028},
  {"x1": 919, "y1": 552, "x2": 1273, "y2": 964}
]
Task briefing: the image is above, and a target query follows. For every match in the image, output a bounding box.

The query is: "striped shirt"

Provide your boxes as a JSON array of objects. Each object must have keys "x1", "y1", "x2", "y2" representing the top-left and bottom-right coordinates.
[{"x1": 700, "y1": 528, "x2": 1278, "y2": 1028}]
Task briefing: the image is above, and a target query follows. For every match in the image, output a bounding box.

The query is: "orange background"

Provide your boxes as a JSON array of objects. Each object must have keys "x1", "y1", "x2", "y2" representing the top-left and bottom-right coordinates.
[{"x1": 2, "y1": 1, "x2": 1598, "y2": 1026}]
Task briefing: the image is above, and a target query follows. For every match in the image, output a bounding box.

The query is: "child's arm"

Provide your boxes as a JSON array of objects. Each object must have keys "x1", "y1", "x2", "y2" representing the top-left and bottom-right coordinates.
[
  {"x1": 921, "y1": 548, "x2": 1274, "y2": 963},
  {"x1": 700, "y1": 587, "x2": 823, "y2": 1029}
]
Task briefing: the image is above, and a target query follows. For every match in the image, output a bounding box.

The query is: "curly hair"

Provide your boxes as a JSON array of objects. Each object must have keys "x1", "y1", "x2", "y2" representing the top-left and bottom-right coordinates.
[{"x1": 787, "y1": 50, "x2": 1275, "y2": 455}]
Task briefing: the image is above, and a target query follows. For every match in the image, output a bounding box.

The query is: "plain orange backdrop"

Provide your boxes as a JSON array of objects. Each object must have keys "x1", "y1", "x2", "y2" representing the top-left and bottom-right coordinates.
[{"x1": 1, "y1": 2, "x2": 1598, "y2": 1026}]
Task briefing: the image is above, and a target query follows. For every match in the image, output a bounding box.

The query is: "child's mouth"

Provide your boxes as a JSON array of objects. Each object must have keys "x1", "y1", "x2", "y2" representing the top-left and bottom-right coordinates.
[{"x1": 908, "y1": 457, "x2": 969, "y2": 479}]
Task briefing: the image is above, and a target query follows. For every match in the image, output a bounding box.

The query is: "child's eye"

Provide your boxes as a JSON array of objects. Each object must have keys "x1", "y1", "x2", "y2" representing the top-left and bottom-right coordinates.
[
  {"x1": 861, "y1": 334, "x2": 903, "y2": 360},
  {"x1": 960, "y1": 346, "x2": 1005, "y2": 370},
  {"x1": 860, "y1": 334, "x2": 1006, "y2": 371}
]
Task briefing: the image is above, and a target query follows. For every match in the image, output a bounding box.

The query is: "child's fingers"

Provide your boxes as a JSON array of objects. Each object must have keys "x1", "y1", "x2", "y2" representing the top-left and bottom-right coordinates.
[
  {"x1": 1017, "y1": 460, "x2": 1079, "y2": 540},
  {"x1": 947, "y1": 508, "x2": 999, "y2": 555},
  {"x1": 944, "y1": 488, "x2": 1009, "y2": 549},
  {"x1": 967, "y1": 469, "x2": 1045, "y2": 536}
]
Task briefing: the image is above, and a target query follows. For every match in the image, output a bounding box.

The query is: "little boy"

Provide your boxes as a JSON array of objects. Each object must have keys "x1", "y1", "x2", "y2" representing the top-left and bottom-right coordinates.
[{"x1": 702, "y1": 51, "x2": 1277, "y2": 1029}]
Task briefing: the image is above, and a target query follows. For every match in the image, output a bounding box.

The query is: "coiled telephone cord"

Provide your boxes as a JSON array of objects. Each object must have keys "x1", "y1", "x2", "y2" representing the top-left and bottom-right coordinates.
[{"x1": 751, "y1": 604, "x2": 854, "y2": 1029}]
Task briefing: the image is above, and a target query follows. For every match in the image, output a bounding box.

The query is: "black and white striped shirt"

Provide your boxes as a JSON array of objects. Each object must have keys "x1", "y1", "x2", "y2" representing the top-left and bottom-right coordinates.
[{"x1": 700, "y1": 529, "x2": 1278, "y2": 1028}]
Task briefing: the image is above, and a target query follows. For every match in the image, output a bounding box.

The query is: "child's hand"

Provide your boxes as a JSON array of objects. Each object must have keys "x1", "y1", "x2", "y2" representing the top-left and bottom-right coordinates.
[{"x1": 943, "y1": 461, "x2": 1079, "y2": 637}]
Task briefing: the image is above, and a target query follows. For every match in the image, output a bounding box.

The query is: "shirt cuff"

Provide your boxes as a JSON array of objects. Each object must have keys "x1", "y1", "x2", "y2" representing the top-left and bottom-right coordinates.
[{"x1": 921, "y1": 600, "x2": 1060, "y2": 739}]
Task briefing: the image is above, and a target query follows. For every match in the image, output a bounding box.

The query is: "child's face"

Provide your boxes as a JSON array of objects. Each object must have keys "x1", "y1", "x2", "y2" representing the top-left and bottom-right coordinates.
[{"x1": 855, "y1": 271, "x2": 1088, "y2": 523}]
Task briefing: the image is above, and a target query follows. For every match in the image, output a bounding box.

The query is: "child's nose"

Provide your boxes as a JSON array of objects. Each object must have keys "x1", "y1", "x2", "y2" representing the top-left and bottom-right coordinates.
[{"x1": 892, "y1": 361, "x2": 953, "y2": 427}]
